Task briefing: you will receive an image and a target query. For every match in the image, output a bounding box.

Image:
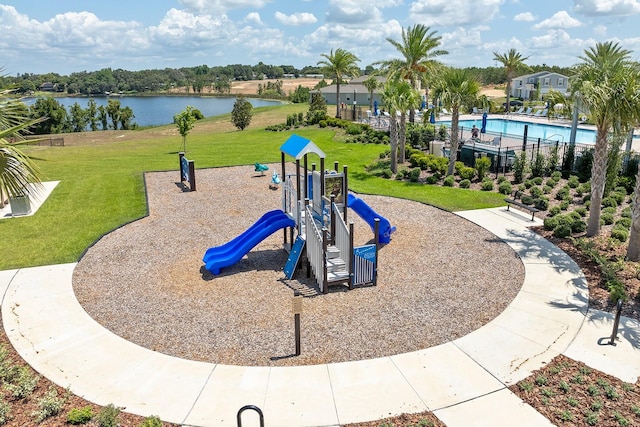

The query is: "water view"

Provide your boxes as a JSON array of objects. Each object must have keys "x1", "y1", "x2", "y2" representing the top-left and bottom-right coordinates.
[
  {"x1": 450, "y1": 118, "x2": 598, "y2": 144},
  {"x1": 26, "y1": 96, "x2": 284, "y2": 127}
]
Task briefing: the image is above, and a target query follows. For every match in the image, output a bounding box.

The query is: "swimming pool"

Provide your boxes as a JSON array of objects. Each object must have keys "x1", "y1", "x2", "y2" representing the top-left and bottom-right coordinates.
[{"x1": 446, "y1": 118, "x2": 597, "y2": 144}]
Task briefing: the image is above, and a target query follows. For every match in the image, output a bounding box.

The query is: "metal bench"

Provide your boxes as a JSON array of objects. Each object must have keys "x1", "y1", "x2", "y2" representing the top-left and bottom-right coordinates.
[{"x1": 504, "y1": 190, "x2": 540, "y2": 221}]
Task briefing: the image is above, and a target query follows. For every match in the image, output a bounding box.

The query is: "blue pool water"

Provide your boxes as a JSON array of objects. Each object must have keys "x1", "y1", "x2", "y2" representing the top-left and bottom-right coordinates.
[{"x1": 448, "y1": 118, "x2": 597, "y2": 144}]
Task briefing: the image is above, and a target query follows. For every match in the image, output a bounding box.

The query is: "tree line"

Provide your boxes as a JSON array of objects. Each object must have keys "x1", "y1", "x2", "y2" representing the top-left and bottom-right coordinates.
[{"x1": 0, "y1": 62, "x2": 573, "y2": 98}]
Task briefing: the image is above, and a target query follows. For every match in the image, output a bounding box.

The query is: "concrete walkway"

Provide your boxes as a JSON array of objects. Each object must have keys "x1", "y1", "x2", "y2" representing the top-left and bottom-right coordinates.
[{"x1": 1, "y1": 207, "x2": 639, "y2": 427}]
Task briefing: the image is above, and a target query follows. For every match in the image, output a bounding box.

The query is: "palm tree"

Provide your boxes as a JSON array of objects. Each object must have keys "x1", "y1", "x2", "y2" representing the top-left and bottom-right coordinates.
[
  {"x1": 362, "y1": 75, "x2": 380, "y2": 113},
  {"x1": 570, "y1": 41, "x2": 640, "y2": 238},
  {"x1": 432, "y1": 68, "x2": 481, "y2": 176},
  {"x1": 394, "y1": 82, "x2": 420, "y2": 164},
  {"x1": 380, "y1": 80, "x2": 401, "y2": 173},
  {"x1": 493, "y1": 49, "x2": 529, "y2": 113},
  {"x1": 0, "y1": 90, "x2": 44, "y2": 207},
  {"x1": 318, "y1": 48, "x2": 361, "y2": 118},
  {"x1": 377, "y1": 24, "x2": 448, "y2": 122}
]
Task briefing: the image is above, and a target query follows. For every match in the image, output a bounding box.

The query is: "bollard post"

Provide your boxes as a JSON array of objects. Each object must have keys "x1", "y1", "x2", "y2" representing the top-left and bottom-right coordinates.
[
  {"x1": 292, "y1": 291, "x2": 302, "y2": 355},
  {"x1": 609, "y1": 299, "x2": 623, "y2": 346}
]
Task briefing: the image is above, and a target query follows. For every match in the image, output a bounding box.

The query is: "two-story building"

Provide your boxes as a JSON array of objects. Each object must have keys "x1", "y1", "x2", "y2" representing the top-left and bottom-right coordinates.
[
  {"x1": 317, "y1": 75, "x2": 385, "y2": 107},
  {"x1": 510, "y1": 71, "x2": 569, "y2": 100}
]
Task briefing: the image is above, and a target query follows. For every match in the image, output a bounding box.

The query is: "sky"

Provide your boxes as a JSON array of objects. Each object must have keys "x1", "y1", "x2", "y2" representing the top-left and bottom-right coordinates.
[{"x1": 1, "y1": 0, "x2": 639, "y2": 76}]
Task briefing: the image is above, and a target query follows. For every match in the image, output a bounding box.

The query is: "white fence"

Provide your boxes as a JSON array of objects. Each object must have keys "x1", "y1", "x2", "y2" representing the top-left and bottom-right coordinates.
[
  {"x1": 332, "y1": 202, "x2": 351, "y2": 275},
  {"x1": 305, "y1": 205, "x2": 325, "y2": 292}
]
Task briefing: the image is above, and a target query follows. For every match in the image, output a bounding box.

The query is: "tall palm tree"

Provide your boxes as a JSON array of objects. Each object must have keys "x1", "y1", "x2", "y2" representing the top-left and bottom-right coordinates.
[
  {"x1": 493, "y1": 49, "x2": 529, "y2": 113},
  {"x1": 394, "y1": 82, "x2": 420, "y2": 164},
  {"x1": 377, "y1": 24, "x2": 448, "y2": 122},
  {"x1": 0, "y1": 91, "x2": 44, "y2": 207},
  {"x1": 432, "y1": 68, "x2": 481, "y2": 176},
  {"x1": 318, "y1": 48, "x2": 361, "y2": 118},
  {"x1": 570, "y1": 41, "x2": 640, "y2": 237},
  {"x1": 362, "y1": 75, "x2": 380, "y2": 113}
]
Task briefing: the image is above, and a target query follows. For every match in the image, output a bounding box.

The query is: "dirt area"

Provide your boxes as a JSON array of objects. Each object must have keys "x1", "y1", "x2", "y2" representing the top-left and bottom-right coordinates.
[{"x1": 170, "y1": 77, "x2": 323, "y2": 96}]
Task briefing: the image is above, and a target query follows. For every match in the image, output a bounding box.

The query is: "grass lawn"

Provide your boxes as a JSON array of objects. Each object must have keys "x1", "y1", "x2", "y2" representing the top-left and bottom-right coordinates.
[{"x1": 0, "y1": 104, "x2": 505, "y2": 270}]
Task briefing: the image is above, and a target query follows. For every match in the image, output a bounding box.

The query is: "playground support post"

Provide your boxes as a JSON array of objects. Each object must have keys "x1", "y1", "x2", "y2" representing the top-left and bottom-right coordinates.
[
  {"x1": 294, "y1": 290, "x2": 301, "y2": 356},
  {"x1": 374, "y1": 218, "x2": 380, "y2": 287}
]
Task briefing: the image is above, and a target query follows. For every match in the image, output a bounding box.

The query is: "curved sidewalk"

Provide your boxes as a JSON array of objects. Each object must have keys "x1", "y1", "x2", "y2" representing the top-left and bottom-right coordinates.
[{"x1": 2, "y1": 207, "x2": 638, "y2": 427}]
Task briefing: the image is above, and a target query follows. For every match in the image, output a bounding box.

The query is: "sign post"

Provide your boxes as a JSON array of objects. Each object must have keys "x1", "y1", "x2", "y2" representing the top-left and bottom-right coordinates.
[{"x1": 292, "y1": 291, "x2": 303, "y2": 356}]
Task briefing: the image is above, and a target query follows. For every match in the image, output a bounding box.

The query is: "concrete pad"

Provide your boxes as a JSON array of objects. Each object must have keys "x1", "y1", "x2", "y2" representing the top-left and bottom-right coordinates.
[
  {"x1": 329, "y1": 357, "x2": 426, "y2": 425},
  {"x1": 453, "y1": 322, "x2": 559, "y2": 385},
  {"x1": 0, "y1": 269, "x2": 17, "y2": 299},
  {"x1": 520, "y1": 263, "x2": 587, "y2": 303},
  {"x1": 434, "y1": 388, "x2": 554, "y2": 427},
  {"x1": 391, "y1": 342, "x2": 504, "y2": 410},
  {"x1": 0, "y1": 181, "x2": 59, "y2": 219},
  {"x1": 184, "y1": 365, "x2": 271, "y2": 427},
  {"x1": 263, "y1": 364, "x2": 338, "y2": 427},
  {"x1": 564, "y1": 310, "x2": 640, "y2": 383}
]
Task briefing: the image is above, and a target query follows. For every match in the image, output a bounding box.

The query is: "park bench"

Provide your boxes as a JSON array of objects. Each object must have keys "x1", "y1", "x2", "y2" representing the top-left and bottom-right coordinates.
[{"x1": 504, "y1": 190, "x2": 539, "y2": 221}]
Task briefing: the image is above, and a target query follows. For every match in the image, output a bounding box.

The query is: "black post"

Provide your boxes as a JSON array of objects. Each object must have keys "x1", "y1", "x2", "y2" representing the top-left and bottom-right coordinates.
[
  {"x1": 373, "y1": 218, "x2": 380, "y2": 287},
  {"x1": 609, "y1": 299, "x2": 623, "y2": 346},
  {"x1": 178, "y1": 152, "x2": 185, "y2": 182},
  {"x1": 522, "y1": 124, "x2": 529, "y2": 151},
  {"x1": 188, "y1": 160, "x2": 196, "y2": 191},
  {"x1": 237, "y1": 405, "x2": 265, "y2": 427},
  {"x1": 294, "y1": 290, "x2": 301, "y2": 356}
]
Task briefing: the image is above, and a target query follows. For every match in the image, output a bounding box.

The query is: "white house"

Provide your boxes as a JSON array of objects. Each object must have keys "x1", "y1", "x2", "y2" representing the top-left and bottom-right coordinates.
[
  {"x1": 510, "y1": 71, "x2": 569, "y2": 100},
  {"x1": 317, "y1": 75, "x2": 385, "y2": 106}
]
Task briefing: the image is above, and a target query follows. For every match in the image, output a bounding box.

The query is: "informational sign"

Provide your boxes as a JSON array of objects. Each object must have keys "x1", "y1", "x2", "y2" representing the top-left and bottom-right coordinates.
[{"x1": 292, "y1": 295, "x2": 303, "y2": 314}]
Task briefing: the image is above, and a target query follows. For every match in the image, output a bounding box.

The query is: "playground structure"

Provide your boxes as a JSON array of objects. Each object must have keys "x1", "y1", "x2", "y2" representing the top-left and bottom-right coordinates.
[
  {"x1": 178, "y1": 152, "x2": 196, "y2": 191},
  {"x1": 203, "y1": 134, "x2": 395, "y2": 293}
]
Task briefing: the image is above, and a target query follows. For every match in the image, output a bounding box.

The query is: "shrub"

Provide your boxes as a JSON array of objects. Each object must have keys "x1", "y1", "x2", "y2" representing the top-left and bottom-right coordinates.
[
  {"x1": 521, "y1": 195, "x2": 534, "y2": 205},
  {"x1": 68, "y1": 406, "x2": 94, "y2": 424},
  {"x1": 572, "y1": 219, "x2": 587, "y2": 233},
  {"x1": 531, "y1": 153, "x2": 546, "y2": 178},
  {"x1": 621, "y1": 206, "x2": 632, "y2": 218},
  {"x1": 475, "y1": 156, "x2": 491, "y2": 180},
  {"x1": 551, "y1": 171, "x2": 562, "y2": 181},
  {"x1": 602, "y1": 197, "x2": 618, "y2": 208},
  {"x1": 96, "y1": 404, "x2": 120, "y2": 427},
  {"x1": 425, "y1": 175, "x2": 439, "y2": 184},
  {"x1": 611, "y1": 227, "x2": 629, "y2": 243},
  {"x1": 513, "y1": 151, "x2": 528, "y2": 183},
  {"x1": 602, "y1": 206, "x2": 617, "y2": 215},
  {"x1": 574, "y1": 207, "x2": 587, "y2": 217},
  {"x1": 553, "y1": 224, "x2": 572, "y2": 238},
  {"x1": 443, "y1": 175, "x2": 455, "y2": 187},
  {"x1": 409, "y1": 153, "x2": 425, "y2": 168},
  {"x1": 497, "y1": 175, "x2": 507, "y2": 184},
  {"x1": 524, "y1": 179, "x2": 534, "y2": 189},
  {"x1": 555, "y1": 187, "x2": 570, "y2": 200},
  {"x1": 601, "y1": 212, "x2": 615, "y2": 225},
  {"x1": 345, "y1": 124, "x2": 363, "y2": 135},
  {"x1": 532, "y1": 177, "x2": 543, "y2": 185},
  {"x1": 459, "y1": 179, "x2": 471, "y2": 188},
  {"x1": 545, "y1": 178, "x2": 557, "y2": 189},
  {"x1": 138, "y1": 416, "x2": 164, "y2": 427},
  {"x1": 395, "y1": 168, "x2": 408, "y2": 180},
  {"x1": 530, "y1": 186, "x2": 543, "y2": 198},
  {"x1": 498, "y1": 181, "x2": 512, "y2": 195},
  {"x1": 481, "y1": 178, "x2": 493, "y2": 191},
  {"x1": 611, "y1": 191, "x2": 626, "y2": 205},
  {"x1": 4, "y1": 366, "x2": 39, "y2": 399},
  {"x1": 32, "y1": 386, "x2": 66, "y2": 422},
  {"x1": 543, "y1": 184, "x2": 553, "y2": 194},
  {"x1": 567, "y1": 175, "x2": 580, "y2": 188},
  {"x1": 544, "y1": 216, "x2": 559, "y2": 231},
  {"x1": 0, "y1": 396, "x2": 10, "y2": 425},
  {"x1": 380, "y1": 169, "x2": 392, "y2": 179},
  {"x1": 430, "y1": 157, "x2": 449, "y2": 175},
  {"x1": 560, "y1": 200, "x2": 570, "y2": 210},
  {"x1": 454, "y1": 161, "x2": 465, "y2": 174},
  {"x1": 615, "y1": 217, "x2": 632, "y2": 229},
  {"x1": 458, "y1": 166, "x2": 476, "y2": 181},
  {"x1": 534, "y1": 197, "x2": 549, "y2": 211},
  {"x1": 614, "y1": 185, "x2": 629, "y2": 195},
  {"x1": 548, "y1": 206, "x2": 561, "y2": 217},
  {"x1": 409, "y1": 168, "x2": 421, "y2": 182}
]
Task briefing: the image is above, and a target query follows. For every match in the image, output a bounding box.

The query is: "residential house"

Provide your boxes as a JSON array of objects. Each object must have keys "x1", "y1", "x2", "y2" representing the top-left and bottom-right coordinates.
[
  {"x1": 317, "y1": 75, "x2": 385, "y2": 107},
  {"x1": 510, "y1": 71, "x2": 569, "y2": 100}
]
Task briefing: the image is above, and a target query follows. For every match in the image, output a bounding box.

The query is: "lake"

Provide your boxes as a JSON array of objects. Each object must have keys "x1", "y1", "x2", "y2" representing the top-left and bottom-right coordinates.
[{"x1": 26, "y1": 96, "x2": 284, "y2": 127}]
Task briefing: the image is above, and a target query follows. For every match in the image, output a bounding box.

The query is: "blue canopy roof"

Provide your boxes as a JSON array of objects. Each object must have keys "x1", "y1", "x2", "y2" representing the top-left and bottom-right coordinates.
[{"x1": 280, "y1": 134, "x2": 326, "y2": 160}]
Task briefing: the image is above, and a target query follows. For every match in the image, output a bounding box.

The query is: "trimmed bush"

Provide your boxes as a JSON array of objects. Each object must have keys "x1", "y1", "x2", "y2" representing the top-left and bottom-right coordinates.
[
  {"x1": 621, "y1": 207, "x2": 632, "y2": 218},
  {"x1": 459, "y1": 179, "x2": 471, "y2": 188},
  {"x1": 521, "y1": 195, "x2": 534, "y2": 205},
  {"x1": 560, "y1": 200, "x2": 570, "y2": 210},
  {"x1": 68, "y1": 406, "x2": 94, "y2": 424},
  {"x1": 551, "y1": 171, "x2": 562, "y2": 181},
  {"x1": 574, "y1": 207, "x2": 587, "y2": 217},
  {"x1": 458, "y1": 166, "x2": 476, "y2": 181},
  {"x1": 425, "y1": 175, "x2": 439, "y2": 184},
  {"x1": 548, "y1": 206, "x2": 561, "y2": 217},
  {"x1": 481, "y1": 178, "x2": 493, "y2": 191},
  {"x1": 615, "y1": 217, "x2": 632, "y2": 229},
  {"x1": 475, "y1": 156, "x2": 491, "y2": 180},
  {"x1": 611, "y1": 191, "x2": 626, "y2": 205},
  {"x1": 409, "y1": 168, "x2": 421, "y2": 182},
  {"x1": 530, "y1": 186, "x2": 543, "y2": 198},
  {"x1": 555, "y1": 187, "x2": 570, "y2": 201},
  {"x1": 553, "y1": 224, "x2": 572, "y2": 238},
  {"x1": 443, "y1": 175, "x2": 455, "y2": 187},
  {"x1": 524, "y1": 179, "x2": 534, "y2": 189},
  {"x1": 571, "y1": 219, "x2": 587, "y2": 233},
  {"x1": 543, "y1": 185, "x2": 553, "y2": 194},
  {"x1": 602, "y1": 206, "x2": 616, "y2": 215},
  {"x1": 611, "y1": 227, "x2": 629, "y2": 243},
  {"x1": 602, "y1": 197, "x2": 618, "y2": 208},
  {"x1": 567, "y1": 175, "x2": 580, "y2": 188},
  {"x1": 544, "y1": 216, "x2": 559, "y2": 231},
  {"x1": 498, "y1": 181, "x2": 512, "y2": 195},
  {"x1": 532, "y1": 177, "x2": 543, "y2": 185},
  {"x1": 497, "y1": 175, "x2": 507, "y2": 184},
  {"x1": 534, "y1": 197, "x2": 549, "y2": 211},
  {"x1": 601, "y1": 212, "x2": 614, "y2": 225}
]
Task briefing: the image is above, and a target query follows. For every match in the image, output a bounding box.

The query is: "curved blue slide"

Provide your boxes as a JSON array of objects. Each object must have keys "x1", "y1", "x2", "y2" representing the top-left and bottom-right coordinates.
[
  {"x1": 347, "y1": 194, "x2": 396, "y2": 244},
  {"x1": 203, "y1": 210, "x2": 295, "y2": 275}
]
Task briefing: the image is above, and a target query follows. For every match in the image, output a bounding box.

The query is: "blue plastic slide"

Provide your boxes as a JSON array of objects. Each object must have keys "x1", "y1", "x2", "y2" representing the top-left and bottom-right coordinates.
[
  {"x1": 203, "y1": 210, "x2": 295, "y2": 275},
  {"x1": 347, "y1": 194, "x2": 396, "y2": 244}
]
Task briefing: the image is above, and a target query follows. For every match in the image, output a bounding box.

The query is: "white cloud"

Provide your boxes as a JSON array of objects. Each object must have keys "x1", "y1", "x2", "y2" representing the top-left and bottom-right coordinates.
[
  {"x1": 573, "y1": 0, "x2": 640, "y2": 16},
  {"x1": 514, "y1": 12, "x2": 536, "y2": 21},
  {"x1": 409, "y1": 0, "x2": 504, "y2": 26},
  {"x1": 593, "y1": 24, "x2": 607, "y2": 36},
  {"x1": 326, "y1": 0, "x2": 383, "y2": 24},
  {"x1": 533, "y1": 11, "x2": 582, "y2": 30},
  {"x1": 179, "y1": 0, "x2": 271, "y2": 12},
  {"x1": 274, "y1": 11, "x2": 318, "y2": 26},
  {"x1": 150, "y1": 9, "x2": 232, "y2": 48},
  {"x1": 245, "y1": 12, "x2": 263, "y2": 25}
]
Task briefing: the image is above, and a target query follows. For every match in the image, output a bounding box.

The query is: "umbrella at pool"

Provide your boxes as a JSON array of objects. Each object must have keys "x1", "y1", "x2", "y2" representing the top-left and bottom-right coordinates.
[
  {"x1": 373, "y1": 100, "x2": 378, "y2": 116},
  {"x1": 481, "y1": 112, "x2": 487, "y2": 133},
  {"x1": 429, "y1": 110, "x2": 435, "y2": 124}
]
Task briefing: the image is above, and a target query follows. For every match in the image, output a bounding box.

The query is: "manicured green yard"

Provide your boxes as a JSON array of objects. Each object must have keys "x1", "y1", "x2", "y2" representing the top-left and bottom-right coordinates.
[{"x1": 0, "y1": 105, "x2": 504, "y2": 270}]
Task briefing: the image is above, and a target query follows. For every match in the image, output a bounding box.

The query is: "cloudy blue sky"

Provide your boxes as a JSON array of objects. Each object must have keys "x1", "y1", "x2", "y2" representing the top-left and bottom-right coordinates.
[{"x1": 1, "y1": 0, "x2": 639, "y2": 76}]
